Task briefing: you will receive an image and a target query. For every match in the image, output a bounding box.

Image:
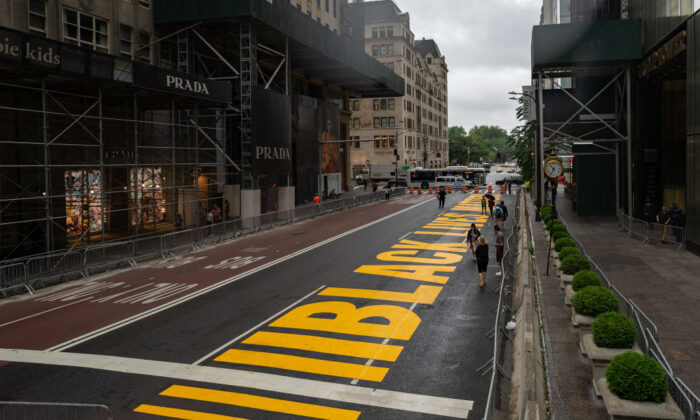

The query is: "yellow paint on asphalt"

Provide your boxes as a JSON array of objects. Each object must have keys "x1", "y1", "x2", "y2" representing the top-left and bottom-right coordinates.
[
  {"x1": 376, "y1": 250, "x2": 463, "y2": 264},
  {"x1": 160, "y1": 385, "x2": 361, "y2": 420},
  {"x1": 391, "y1": 240, "x2": 468, "y2": 253},
  {"x1": 134, "y1": 404, "x2": 246, "y2": 419},
  {"x1": 270, "y1": 301, "x2": 420, "y2": 340},
  {"x1": 215, "y1": 349, "x2": 388, "y2": 382},
  {"x1": 320, "y1": 285, "x2": 442, "y2": 304},
  {"x1": 354, "y1": 264, "x2": 456, "y2": 283},
  {"x1": 242, "y1": 331, "x2": 403, "y2": 361}
]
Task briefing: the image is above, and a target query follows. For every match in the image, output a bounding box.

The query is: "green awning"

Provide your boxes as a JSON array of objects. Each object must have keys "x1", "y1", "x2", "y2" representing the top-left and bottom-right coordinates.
[
  {"x1": 532, "y1": 19, "x2": 643, "y2": 73},
  {"x1": 154, "y1": 0, "x2": 404, "y2": 97}
]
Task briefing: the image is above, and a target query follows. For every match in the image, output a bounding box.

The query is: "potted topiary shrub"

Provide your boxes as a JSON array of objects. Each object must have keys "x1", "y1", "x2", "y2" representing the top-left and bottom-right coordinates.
[
  {"x1": 581, "y1": 312, "x2": 641, "y2": 396},
  {"x1": 550, "y1": 231, "x2": 570, "y2": 254},
  {"x1": 559, "y1": 253, "x2": 590, "y2": 286},
  {"x1": 565, "y1": 270, "x2": 601, "y2": 305},
  {"x1": 554, "y1": 246, "x2": 580, "y2": 270},
  {"x1": 599, "y1": 353, "x2": 683, "y2": 419},
  {"x1": 570, "y1": 286, "x2": 618, "y2": 332}
]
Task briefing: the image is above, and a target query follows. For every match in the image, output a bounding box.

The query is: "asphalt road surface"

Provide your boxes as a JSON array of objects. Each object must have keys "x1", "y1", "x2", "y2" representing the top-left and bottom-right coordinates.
[{"x1": 0, "y1": 189, "x2": 516, "y2": 419}]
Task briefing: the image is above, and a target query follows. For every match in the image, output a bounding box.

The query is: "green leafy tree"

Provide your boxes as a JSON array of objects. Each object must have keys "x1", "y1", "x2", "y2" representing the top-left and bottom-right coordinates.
[
  {"x1": 468, "y1": 125, "x2": 511, "y2": 161},
  {"x1": 448, "y1": 126, "x2": 488, "y2": 165},
  {"x1": 508, "y1": 98, "x2": 535, "y2": 182}
]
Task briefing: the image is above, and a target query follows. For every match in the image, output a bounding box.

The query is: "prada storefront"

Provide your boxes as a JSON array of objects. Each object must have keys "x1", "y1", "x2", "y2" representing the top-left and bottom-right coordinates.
[{"x1": 0, "y1": 26, "x2": 236, "y2": 259}]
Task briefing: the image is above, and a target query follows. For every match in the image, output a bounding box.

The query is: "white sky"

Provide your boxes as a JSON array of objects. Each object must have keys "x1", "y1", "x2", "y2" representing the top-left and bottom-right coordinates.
[{"x1": 391, "y1": 0, "x2": 542, "y2": 133}]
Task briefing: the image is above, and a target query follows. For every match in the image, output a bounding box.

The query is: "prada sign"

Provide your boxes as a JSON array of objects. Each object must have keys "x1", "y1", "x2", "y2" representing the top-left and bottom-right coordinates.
[
  {"x1": 0, "y1": 26, "x2": 113, "y2": 78},
  {"x1": 133, "y1": 62, "x2": 233, "y2": 104},
  {"x1": 251, "y1": 87, "x2": 292, "y2": 175}
]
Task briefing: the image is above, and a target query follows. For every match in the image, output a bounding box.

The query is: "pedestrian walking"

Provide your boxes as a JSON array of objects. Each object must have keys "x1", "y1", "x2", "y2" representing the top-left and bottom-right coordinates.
[
  {"x1": 206, "y1": 208, "x2": 213, "y2": 225},
  {"x1": 212, "y1": 204, "x2": 222, "y2": 223},
  {"x1": 313, "y1": 193, "x2": 321, "y2": 205},
  {"x1": 481, "y1": 195, "x2": 487, "y2": 215},
  {"x1": 656, "y1": 205, "x2": 670, "y2": 241},
  {"x1": 507, "y1": 181, "x2": 512, "y2": 195},
  {"x1": 488, "y1": 196, "x2": 495, "y2": 216},
  {"x1": 494, "y1": 225, "x2": 504, "y2": 276},
  {"x1": 438, "y1": 187, "x2": 446, "y2": 208},
  {"x1": 475, "y1": 236, "x2": 489, "y2": 287},
  {"x1": 499, "y1": 200, "x2": 509, "y2": 227},
  {"x1": 493, "y1": 202, "x2": 503, "y2": 225},
  {"x1": 467, "y1": 223, "x2": 481, "y2": 264}
]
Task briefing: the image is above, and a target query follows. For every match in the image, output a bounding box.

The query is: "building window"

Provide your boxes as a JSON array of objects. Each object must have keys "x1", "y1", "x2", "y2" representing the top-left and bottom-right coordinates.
[
  {"x1": 372, "y1": 27, "x2": 378, "y2": 38},
  {"x1": 381, "y1": 117, "x2": 388, "y2": 128},
  {"x1": 159, "y1": 39, "x2": 177, "y2": 69},
  {"x1": 388, "y1": 99, "x2": 395, "y2": 110},
  {"x1": 325, "y1": 0, "x2": 329, "y2": 12},
  {"x1": 28, "y1": 0, "x2": 47, "y2": 35},
  {"x1": 386, "y1": 62, "x2": 394, "y2": 71},
  {"x1": 387, "y1": 26, "x2": 393, "y2": 37},
  {"x1": 119, "y1": 24, "x2": 132, "y2": 58},
  {"x1": 353, "y1": 118, "x2": 360, "y2": 128},
  {"x1": 373, "y1": 117, "x2": 380, "y2": 128},
  {"x1": 352, "y1": 100, "x2": 360, "y2": 111},
  {"x1": 373, "y1": 99, "x2": 380, "y2": 110},
  {"x1": 138, "y1": 0, "x2": 150, "y2": 7},
  {"x1": 137, "y1": 32, "x2": 151, "y2": 63},
  {"x1": 381, "y1": 99, "x2": 387, "y2": 110},
  {"x1": 389, "y1": 117, "x2": 395, "y2": 128},
  {"x1": 62, "y1": 8, "x2": 109, "y2": 53},
  {"x1": 372, "y1": 45, "x2": 379, "y2": 56},
  {"x1": 389, "y1": 136, "x2": 396, "y2": 148},
  {"x1": 374, "y1": 136, "x2": 381, "y2": 148},
  {"x1": 380, "y1": 27, "x2": 386, "y2": 38},
  {"x1": 380, "y1": 45, "x2": 386, "y2": 56},
  {"x1": 387, "y1": 44, "x2": 393, "y2": 56}
]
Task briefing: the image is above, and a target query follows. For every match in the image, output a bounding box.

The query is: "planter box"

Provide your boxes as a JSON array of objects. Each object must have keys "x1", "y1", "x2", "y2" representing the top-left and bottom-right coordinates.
[
  {"x1": 560, "y1": 273, "x2": 573, "y2": 290},
  {"x1": 565, "y1": 285, "x2": 574, "y2": 306},
  {"x1": 598, "y1": 378, "x2": 684, "y2": 419},
  {"x1": 571, "y1": 306, "x2": 594, "y2": 334},
  {"x1": 552, "y1": 250, "x2": 559, "y2": 260},
  {"x1": 580, "y1": 334, "x2": 641, "y2": 397}
]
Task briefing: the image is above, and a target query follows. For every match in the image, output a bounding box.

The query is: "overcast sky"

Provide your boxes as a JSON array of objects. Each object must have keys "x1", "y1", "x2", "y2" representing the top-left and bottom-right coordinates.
[{"x1": 391, "y1": 0, "x2": 542, "y2": 133}]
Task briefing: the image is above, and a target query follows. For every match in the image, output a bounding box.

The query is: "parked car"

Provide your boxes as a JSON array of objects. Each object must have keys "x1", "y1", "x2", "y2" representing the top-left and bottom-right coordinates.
[
  {"x1": 433, "y1": 176, "x2": 470, "y2": 189},
  {"x1": 496, "y1": 175, "x2": 524, "y2": 185}
]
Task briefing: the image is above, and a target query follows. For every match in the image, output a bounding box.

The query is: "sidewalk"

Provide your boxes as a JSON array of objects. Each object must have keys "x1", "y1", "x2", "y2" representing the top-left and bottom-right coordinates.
[{"x1": 527, "y1": 199, "x2": 608, "y2": 420}]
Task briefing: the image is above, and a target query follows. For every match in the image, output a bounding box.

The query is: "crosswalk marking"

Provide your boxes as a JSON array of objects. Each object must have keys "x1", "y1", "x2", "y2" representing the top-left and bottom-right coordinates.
[
  {"x1": 242, "y1": 331, "x2": 403, "y2": 362},
  {"x1": 215, "y1": 349, "x2": 388, "y2": 381},
  {"x1": 133, "y1": 404, "x2": 246, "y2": 419},
  {"x1": 160, "y1": 385, "x2": 361, "y2": 420}
]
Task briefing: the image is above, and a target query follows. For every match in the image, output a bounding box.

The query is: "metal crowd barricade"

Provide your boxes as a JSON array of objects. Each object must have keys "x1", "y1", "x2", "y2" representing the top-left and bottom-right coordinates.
[
  {"x1": 160, "y1": 228, "x2": 197, "y2": 258},
  {"x1": 558, "y1": 217, "x2": 700, "y2": 420},
  {"x1": 0, "y1": 263, "x2": 29, "y2": 297},
  {"x1": 0, "y1": 401, "x2": 113, "y2": 420},
  {"x1": 25, "y1": 250, "x2": 86, "y2": 290},
  {"x1": 646, "y1": 222, "x2": 685, "y2": 250},
  {"x1": 84, "y1": 242, "x2": 136, "y2": 274}
]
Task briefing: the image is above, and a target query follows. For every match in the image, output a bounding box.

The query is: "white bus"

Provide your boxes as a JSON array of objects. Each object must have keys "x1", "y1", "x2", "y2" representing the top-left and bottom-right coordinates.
[{"x1": 406, "y1": 167, "x2": 486, "y2": 188}]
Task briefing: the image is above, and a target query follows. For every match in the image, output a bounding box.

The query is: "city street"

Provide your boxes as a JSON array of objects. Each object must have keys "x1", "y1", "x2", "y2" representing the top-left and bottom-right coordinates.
[{"x1": 0, "y1": 190, "x2": 515, "y2": 419}]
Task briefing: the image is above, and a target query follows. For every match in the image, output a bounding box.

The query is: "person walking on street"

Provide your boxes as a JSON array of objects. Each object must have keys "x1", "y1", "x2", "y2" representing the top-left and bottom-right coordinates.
[
  {"x1": 467, "y1": 223, "x2": 481, "y2": 264},
  {"x1": 481, "y1": 195, "x2": 487, "y2": 215},
  {"x1": 494, "y1": 225, "x2": 504, "y2": 276},
  {"x1": 438, "y1": 187, "x2": 446, "y2": 208},
  {"x1": 657, "y1": 205, "x2": 670, "y2": 241},
  {"x1": 488, "y1": 196, "x2": 495, "y2": 216},
  {"x1": 493, "y1": 202, "x2": 503, "y2": 225},
  {"x1": 507, "y1": 181, "x2": 512, "y2": 195},
  {"x1": 498, "y1": 200, "x2": 509, "y2": 228},
  {"x1": 475, "y1": 236, "x2": 489, "y2": 287}
]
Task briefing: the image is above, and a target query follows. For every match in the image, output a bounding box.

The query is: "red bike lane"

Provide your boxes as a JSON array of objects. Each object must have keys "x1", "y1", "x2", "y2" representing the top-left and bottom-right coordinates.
[{"x1": 0, "y1": 195, "x2": 432, "y2": 351}]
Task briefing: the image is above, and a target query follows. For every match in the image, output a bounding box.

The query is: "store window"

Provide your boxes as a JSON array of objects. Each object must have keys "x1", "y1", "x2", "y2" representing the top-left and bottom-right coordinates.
[
  {"x1": 374, "y1": 136, "x2": 381, "y2": 148},
  {"x1": 119, "y1": 24, "x2": 132, "y2": 58},
  {"x1": 389, "y1": 136, "x2": 396, "y2": 148},
  {"x1": 64, "y1": 170, "x2": 103, "y2": 238},
  {"x1": 28, "y1": 0, "x2": 47, "y2": 35},
  {"x1": 130, "y1": 168, "x2": 166, "y2": 226},
  {"x1": 62, "y1": 8, "x2": 108, "y2": 53}
]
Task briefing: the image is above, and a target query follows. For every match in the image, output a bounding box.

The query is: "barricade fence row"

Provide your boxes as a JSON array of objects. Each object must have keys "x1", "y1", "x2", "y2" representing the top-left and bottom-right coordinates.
[
  {"x1": 618, "y1": 210, "x2": 685, "y2": 251},
  {"x1": 482, "y1": 189, "x2": 522, "y2": 420},
  {"x1": 0, "y1": 188, "x2": 407, "y2": 298},
  {"x1": 559, "y1": 215, "x2": 700, "y2": 420}
]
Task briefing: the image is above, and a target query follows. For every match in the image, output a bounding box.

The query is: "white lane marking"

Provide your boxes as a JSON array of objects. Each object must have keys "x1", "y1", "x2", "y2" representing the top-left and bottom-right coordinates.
[
  {"x1": 0, "y1": 297, "x2": 93, "y2": 329},
  {"x1": 48, "y1": 198, "x2": 433, "y2": 352},
  {"x1": 350, "y1": 301, "x2": 421, "y2": 386},
  {"x1": 398, "y1": 231, "x2": 412, "y2": 240},
  {"x1": 193, "y1": 285, "x2": 325, "y2": 365},
  {"x1": 0, "y1": 349, "x2": 473, "y2": 418}
]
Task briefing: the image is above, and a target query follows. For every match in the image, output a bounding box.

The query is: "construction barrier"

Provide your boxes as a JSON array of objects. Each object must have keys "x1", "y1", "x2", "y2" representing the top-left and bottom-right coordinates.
[
  {"x1": 500, "y1": 185, "x2": 505, "y2": 194},
  {"x1": 487, "y1": 185, "x2": 493, "y2": 194},
  {"x1": 462, "y1": 185, "x2": 467, "y2": 193},
  {"x1": 429, "y1": 186, "x2": 433, "y2": 194},
  {"x1": 474, "y1": 185, "x2": 479, "y2": 193},
  {"x1": 447, "y1": 185, "x2": 452, "y2": 194},
  {"x1": 409, "y1": 186, "x2": 414, "y2": 194},
  {"x1": 418, "y1": 187, "x2": 422, "y2": 194}
]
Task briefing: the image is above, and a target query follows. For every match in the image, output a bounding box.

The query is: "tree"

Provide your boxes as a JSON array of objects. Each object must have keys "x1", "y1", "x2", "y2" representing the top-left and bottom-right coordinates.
[
  {"x1": 508, "y1": 98, "x2": 535, "y2": 183},
  {"x1": 448, "y1": 126, "x2": 489, "y2": 165}
]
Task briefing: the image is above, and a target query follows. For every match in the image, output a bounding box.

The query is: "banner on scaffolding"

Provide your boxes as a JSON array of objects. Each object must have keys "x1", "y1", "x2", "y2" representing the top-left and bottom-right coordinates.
[
  {"x1": 132, "y1": 62, "x2": 233, "y2": 104},
  {"x1": 251, "y1": 87, "x2": 292, "y2": 175}
]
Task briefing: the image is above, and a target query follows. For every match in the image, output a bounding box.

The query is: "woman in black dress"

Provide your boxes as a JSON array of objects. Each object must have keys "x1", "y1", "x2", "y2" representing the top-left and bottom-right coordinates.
[{"x1": 475, "y1": 236, "x2": 489, "y2": 287}]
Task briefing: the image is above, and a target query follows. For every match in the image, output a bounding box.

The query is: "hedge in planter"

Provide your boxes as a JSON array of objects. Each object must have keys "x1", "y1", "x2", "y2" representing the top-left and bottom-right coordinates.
[
  {"x1": 571, "y1": 286, "x2": 618, "y2": 317},
  {"x1": 547, "y1": 219, "x2": 564, "y2": 232},
  {"x1": 592, "y1": 312, "x2": 636, "y2": 349},
  {"x1": 557, "y1": 246, "x2": 581, "y2": 261},
  {"x1": 606, "y1": 352, "x2": 667, "y2": 403},
  {"x1": 561, "y1": 253, "x2": 591, "y2": 274},
  {"x1": 554, "y1": 237, "x2": 576, "y2": 252},
  {"x1": 551, "y1": 231, "x2": 570, "y2": 243},
  {"x1": 572, "y1": 270, "x2": 601, "y2": 291}
]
